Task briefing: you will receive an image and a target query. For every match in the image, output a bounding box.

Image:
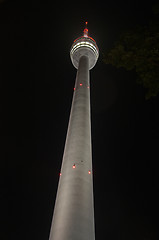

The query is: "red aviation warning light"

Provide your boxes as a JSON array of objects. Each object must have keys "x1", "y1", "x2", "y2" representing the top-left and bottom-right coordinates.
[
  {"x1": 72, "y1": 164, "x2": 76, "y2": 169},
  {"x1": 73, "y1": 21, "x2": 97, "y2": 45},
  {"x1": 83, "y1": 21, "x2": 88, "y2": 37},
  {"x1": 88, "y1": 170, "x2": 91, "y2": 174}
]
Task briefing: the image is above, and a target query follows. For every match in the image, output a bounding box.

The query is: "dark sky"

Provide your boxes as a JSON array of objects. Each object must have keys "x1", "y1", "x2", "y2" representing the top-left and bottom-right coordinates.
[{"x1": 1, "y1": 0, "x2": 159, "y2": 240}]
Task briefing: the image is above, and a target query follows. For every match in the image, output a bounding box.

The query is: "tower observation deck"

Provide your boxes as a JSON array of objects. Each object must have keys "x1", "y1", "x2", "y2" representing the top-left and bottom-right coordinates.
[
  {"x1": 49, "y1": 22, "x2": 99, "y2": 240},
  {"x1": 70, "y1": 22, "x2": 99, "y2": 69}
]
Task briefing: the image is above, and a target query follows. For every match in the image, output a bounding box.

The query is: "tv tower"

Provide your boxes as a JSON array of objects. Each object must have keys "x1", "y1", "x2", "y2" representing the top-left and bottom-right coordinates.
[{"x1": 49, "y1": 22, "x2": 99, "y2": 240}]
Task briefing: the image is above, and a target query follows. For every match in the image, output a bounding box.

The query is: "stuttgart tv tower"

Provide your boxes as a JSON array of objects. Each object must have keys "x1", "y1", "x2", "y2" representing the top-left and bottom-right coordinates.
[{"x1": 49, "y1": 22, "x2": 99, "y2": 240}]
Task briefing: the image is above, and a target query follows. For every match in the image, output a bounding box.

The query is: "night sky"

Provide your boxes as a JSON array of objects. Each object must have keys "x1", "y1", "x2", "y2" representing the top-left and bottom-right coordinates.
[{"x1": 1, "y1": 0, "x2": 159, "y2": 240}]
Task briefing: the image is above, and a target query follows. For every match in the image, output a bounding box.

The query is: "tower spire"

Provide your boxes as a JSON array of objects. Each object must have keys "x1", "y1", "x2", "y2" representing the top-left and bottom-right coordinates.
[{"x1": 83, "y1": 21, "x2": 88, "y2": 37}]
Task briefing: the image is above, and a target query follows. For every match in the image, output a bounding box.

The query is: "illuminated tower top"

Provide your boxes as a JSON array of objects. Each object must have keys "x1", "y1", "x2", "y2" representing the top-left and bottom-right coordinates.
[{"x1": 70, "y1": 22, "x2": 99, "y2": 70}]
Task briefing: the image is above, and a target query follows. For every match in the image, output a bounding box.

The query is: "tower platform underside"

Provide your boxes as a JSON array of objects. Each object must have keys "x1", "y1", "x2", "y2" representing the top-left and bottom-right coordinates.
[{"x1": 70, "y1": 37, "x2": 99, "y2": 69}]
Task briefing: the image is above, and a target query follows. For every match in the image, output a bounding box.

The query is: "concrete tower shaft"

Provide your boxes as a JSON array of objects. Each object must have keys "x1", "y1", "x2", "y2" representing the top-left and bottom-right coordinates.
[
  {"x1": 49, "y1": 56, "x2": 94, "y2": 240},
  {"x1": 49, "y1": 24, "x2": 98, "y2": 240}
]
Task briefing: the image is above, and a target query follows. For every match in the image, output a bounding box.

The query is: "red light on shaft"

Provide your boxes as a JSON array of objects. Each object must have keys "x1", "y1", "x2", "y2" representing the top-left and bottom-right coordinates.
[
  {"x1": 80, "y1": 83, "x2": 82, "y2": 86},
  {"x1": 73, "y1": 164, "x2": 76, "y2": 169}
]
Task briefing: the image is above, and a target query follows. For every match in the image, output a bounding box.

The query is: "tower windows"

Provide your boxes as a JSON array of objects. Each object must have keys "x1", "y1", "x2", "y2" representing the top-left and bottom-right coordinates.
[{"x1": 70, "y1": 40, "x2": 99, "y2": 58}]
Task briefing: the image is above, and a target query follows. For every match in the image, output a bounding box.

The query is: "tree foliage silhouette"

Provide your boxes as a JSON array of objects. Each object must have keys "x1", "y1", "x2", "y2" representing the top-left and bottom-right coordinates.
[{"x1": 104, "y1": 3, "x2": 159, "y2": 99}]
